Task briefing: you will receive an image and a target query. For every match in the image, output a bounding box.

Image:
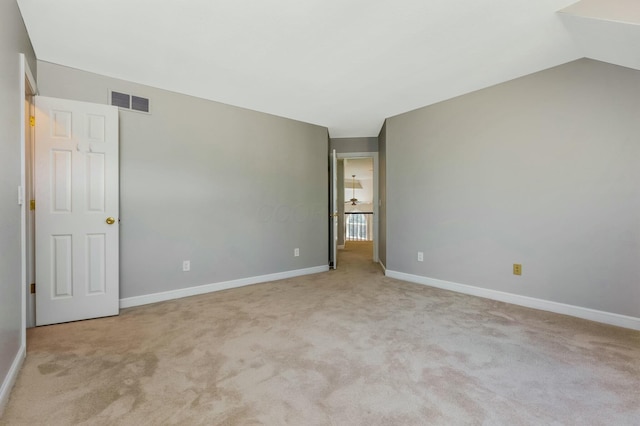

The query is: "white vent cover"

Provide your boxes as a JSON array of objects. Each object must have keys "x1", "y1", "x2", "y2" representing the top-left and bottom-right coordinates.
[
  {"x1": 110, "y1": 91, "x2": 150, "y2": 113},
  {"x1": 111, "y1": 91, "x2": 130, "y2": 109}
]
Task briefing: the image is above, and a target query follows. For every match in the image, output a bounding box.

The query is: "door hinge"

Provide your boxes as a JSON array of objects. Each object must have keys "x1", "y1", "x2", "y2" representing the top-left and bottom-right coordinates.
[
  {"x1": 30, "y1": 283, "x2": 36, "y2": 294},
  {"x1": 30, "y1": 116, "x2": 35, "y2": 127},
  {"x1": 30, "y1": 199, "x2": 35, "y2": 211}
]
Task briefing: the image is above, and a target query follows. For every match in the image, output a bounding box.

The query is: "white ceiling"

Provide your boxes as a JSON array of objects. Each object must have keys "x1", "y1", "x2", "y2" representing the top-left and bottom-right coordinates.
[
  {"x1": 16, "y1": 0, "x2": 640, "y2": 137},
  {"x1": 558, "y1": 1, "x2": 640, "y2": 71},
  {"x1": 560, "y1": 0, "x2": 640, "y2": 23}
]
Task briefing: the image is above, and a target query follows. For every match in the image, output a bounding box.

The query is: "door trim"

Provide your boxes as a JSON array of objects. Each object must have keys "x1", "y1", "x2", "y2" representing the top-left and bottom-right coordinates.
[
  {"x1": 329, "y1": 149, "x2": 338, "y2": 269},
  {"x1": 20, "y1": 54, "x2": 37, "y2": 339}
]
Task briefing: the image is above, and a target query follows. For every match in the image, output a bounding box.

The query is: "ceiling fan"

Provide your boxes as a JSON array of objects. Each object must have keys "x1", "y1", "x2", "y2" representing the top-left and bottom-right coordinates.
[{"x1": 347, "y1": 174, "x2": 360, "y2": 205}]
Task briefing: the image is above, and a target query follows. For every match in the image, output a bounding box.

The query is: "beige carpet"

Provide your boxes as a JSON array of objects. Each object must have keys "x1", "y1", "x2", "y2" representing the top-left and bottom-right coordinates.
[{"x1": 2, "y1": 241, "x2": 639, "y2": 425}]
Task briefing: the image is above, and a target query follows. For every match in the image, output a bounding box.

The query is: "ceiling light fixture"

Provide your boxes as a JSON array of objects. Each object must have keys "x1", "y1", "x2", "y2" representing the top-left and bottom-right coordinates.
[{"x1": 349, "y1": 175, "x2": 358, "y2": 206}]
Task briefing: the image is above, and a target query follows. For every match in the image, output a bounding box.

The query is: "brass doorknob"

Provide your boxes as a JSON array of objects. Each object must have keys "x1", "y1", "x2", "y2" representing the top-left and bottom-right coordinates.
[{"x1": 106, "y1": 217, "x2": 115, "y2": 225}]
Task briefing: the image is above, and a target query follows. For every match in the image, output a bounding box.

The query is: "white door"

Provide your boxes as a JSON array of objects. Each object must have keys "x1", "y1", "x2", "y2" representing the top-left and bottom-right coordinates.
[
  {"x1": 331, "y1": 149, "x2": 338, "y2": 269},
  {"x1": 35, "y1": 96, "x2": 119, "y2": 326}
]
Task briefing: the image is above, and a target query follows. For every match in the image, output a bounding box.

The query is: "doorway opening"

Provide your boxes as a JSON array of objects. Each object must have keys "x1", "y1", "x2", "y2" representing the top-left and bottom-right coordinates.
[{"x1": 336, "y1": 153, "x2": 379, "y2": 265}]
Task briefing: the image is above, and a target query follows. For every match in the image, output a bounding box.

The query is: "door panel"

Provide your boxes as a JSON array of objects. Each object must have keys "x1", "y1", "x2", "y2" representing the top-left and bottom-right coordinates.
[
  {"x1": 51, "y1": 149, "x2": 72, "y2": 212},
  {"x1": 51, "y1": 235, "x2": 73, "y2": 297},
  {"x1": 86, "y1": 234, "x2": 106, "y2": 294},
  {"x1": 87, "y1": 153, "x2": 106, "y2": 212},
  {"x1": 35, "y1": 96, "x2": 119, "y2": 326}
]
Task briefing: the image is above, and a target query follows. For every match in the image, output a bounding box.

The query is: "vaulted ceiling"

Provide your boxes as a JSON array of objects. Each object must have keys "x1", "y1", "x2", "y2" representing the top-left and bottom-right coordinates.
[{"x1": 16, "y1": 0, "x2": 640, "y2": 137}]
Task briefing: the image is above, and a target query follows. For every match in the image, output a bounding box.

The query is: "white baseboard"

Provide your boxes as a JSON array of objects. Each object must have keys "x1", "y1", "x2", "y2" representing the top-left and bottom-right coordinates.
[
  {"x1": 120, "y1": 265, "x2": 329, "y2": 309},
  {"x1": 385, "y1": 270, "x2": 640, "y2": 331},
  {"x1": 0, "y1": 344, "x2": 25, "y2": 416},
  {"x1": 378, "y1": 260, "x2": 386, "y2": 273},
  {"x1": 337, "y1": 245, "x2": 345, "y2": 250}
]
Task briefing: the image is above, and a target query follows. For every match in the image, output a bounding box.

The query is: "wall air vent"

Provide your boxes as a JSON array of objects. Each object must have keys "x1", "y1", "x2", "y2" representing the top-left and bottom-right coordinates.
[
  {"x1": 111, "y1": 91, "x2": 130, "y2": 109},
  {"x1": 131, "y1": 95, "x2": 150, "y2": 113},
  {"x1": 110, "y1": 90, "x2": 150, "y2": 114}
]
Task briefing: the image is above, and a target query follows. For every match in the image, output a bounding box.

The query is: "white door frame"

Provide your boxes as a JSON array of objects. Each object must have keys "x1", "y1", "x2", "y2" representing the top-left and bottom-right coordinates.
[
  {"x1": 330, "y1": 149, "x2": 338, "y2": 269},
  {"x1": 20, "y1": 54, "x2": 37, "y2": 337},
  {"x1": 337, "y1": 152, "x2": 379, "y2": 263}
]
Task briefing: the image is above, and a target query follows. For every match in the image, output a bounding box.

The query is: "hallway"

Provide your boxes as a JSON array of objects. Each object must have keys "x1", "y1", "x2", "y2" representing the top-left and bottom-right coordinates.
[{"x1": 335, "y1": 241, "x2": 379, "y2": 275}]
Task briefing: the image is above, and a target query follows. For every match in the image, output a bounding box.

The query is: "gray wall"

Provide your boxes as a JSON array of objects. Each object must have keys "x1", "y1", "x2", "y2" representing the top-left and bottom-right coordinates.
[
  {"x1": 0, "y1": 0, "x2": 36, "y2": 407},
  {"x1": 378, "y1": 122, "x2": 387, "y2": 267},
  {"x1": 330, "y1": 137, "x2": 378, "y2": 153},
  {"x1": 37, "y1": 61, "x2": 328, "y2": 299},
  {"x1": 386, "y1": 58, "x2": 640, "y2": 318}
]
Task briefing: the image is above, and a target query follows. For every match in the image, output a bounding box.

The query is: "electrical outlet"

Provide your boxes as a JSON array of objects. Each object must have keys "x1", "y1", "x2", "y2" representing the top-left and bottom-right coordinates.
[
  {"x1": 417, "y1": 251, "x2": 424, "y2": 262},
  {"x1": 183, "y1": 260, "x2": 191, "y2": 272},
  {"x1": 294, "y1": 248, "x2": 300, "y2": 257},
  {"x1": 513, "y1": 263, "x2": 522, "y2": 276}
]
